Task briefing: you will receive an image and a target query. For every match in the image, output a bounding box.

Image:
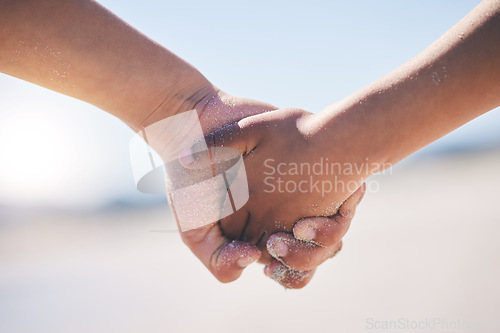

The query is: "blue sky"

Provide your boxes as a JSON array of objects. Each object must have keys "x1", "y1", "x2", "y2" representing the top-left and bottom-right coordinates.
[{"x1": 0, "y1": 0, "x2": 498, "y2": 208}]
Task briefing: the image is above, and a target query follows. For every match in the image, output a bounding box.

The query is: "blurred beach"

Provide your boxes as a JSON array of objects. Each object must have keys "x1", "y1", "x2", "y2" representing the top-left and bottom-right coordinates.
[{"x1": 1, "y1": 148, "x2": 499, "y2": 333}]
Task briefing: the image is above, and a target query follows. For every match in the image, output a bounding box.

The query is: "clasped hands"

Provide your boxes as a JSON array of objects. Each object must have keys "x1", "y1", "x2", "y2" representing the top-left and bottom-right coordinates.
[{"x1": 148, "y1": 90, "x2": 369, "y2": 289}]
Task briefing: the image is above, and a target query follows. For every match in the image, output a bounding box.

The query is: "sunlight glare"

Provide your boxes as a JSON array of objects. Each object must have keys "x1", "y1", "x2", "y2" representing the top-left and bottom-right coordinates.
[{"x1": 0, "y1": 109, "x2": 74, "y2": 205}]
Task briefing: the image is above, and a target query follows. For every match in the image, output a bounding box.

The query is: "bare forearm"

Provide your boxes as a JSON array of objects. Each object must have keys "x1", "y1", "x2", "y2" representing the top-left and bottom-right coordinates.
[
  {"x1": 0, "y1": 0, "x2": 212, "y2": 129},
  {"x1": 313, "y1": 0, "x2": 500, "y2": 171}
]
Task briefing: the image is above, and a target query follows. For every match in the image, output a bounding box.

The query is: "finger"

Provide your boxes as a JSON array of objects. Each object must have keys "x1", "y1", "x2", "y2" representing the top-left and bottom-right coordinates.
[
  {"x1": 292, "y1": 183, "x2": 366, "y2": 246},
  {"x1": 264, "y1": 260, "x2": 316, "y2": 289},
  {"x1": 267, "y1": 232, "x2": 343, "y2": 271},
  {"x1": 338, "y1": 182, "x2": 366, "y2": 218},
  {"x1": 180, "y1": 223, "x2": 261, "y2": 283},
  {"x1": 179, "y1": 119, "x2": 261, "y2": 169},
  {"x1": 219, "y1": 207, "x2": 251, "y2": 241},
  {"x1": 292, "y1": 216, "x2": 350, "y2": 248}
]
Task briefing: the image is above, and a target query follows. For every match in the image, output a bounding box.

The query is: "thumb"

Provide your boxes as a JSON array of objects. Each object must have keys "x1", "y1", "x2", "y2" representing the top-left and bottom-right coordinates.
[
  {"x1": 338, "y1": 182, "x2": 366, "y2": 218},
  {"x1": 179, "y1": 120, "x2": 261, "y2": 170}
]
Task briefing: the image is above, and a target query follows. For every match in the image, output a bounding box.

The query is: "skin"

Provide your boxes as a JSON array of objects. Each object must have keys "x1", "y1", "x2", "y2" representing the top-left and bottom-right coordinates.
[
  {"x1": 309, "y1": 0, "x2": 500, "y2": 170},
  {"x1": 0, "y1": 0, "x2": 360, "y2": 288},
  {"x1": 182, "y1": 108, "x2": 367, "y2": 274},
  {"x1": 181, "y1": 0, "x2": 500, "y2": 281}
]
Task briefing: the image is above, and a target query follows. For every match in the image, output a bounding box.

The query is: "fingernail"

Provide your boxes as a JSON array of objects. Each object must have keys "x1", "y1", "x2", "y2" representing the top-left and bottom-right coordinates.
[
  {"x1": 296, "y1": 226, "x2": 316, "y2": 242},
  {"x1": 356, "y1": 184, "x2": 366, "y2": 206},
  {"x1": 237, "y1": 256, "x2": 257, "y2": 268},
  {"x1": 264, "y1": 265, "x2": 271, "y2": 276},
  {"x1": 273, "y1": 240, "x2": 289, "y2": 258},
  {"x1": 179, "y1": 147, "x2": 194, "y2": 166}
]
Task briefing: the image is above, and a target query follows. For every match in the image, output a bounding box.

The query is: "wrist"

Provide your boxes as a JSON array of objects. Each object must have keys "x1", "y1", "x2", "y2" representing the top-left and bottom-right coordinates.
[
  {"x1": 307, "y1": 99, "x2": 392, "y2": 177},
  {"x1": 120, "y1": 70, "x2": 216, "y2": 132}
]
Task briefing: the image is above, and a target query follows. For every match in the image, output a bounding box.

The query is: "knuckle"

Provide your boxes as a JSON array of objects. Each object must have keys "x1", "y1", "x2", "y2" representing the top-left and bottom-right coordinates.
[{"x1": 287, "y1": 261, "x2": 314, "y2": 272}]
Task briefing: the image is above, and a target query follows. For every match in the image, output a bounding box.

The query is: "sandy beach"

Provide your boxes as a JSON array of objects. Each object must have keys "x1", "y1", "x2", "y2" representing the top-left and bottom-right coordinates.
[{"x1": 1, "y1": 149, "x2": 500, "y2": 333}]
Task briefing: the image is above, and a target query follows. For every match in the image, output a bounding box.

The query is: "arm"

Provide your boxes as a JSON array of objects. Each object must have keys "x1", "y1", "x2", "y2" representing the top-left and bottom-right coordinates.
[
  {"x1": 310, "y1": 0, "x2": 500, "y2": 170},
  {"x1": 0, "y1": 0, "x2": 270, "y2": 283},
  {"x1": 180, "y1": 0, "x2": 499, "y2": 287},
  {"x1": 0, "y1": 0, "x2": 357, "y2": 288},
  {"x1": 0, "y1": 0, "x2": 211, "y2": 130}
]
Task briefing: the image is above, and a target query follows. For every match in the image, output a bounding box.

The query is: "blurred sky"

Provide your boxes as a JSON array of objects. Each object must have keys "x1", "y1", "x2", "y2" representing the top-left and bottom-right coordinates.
[{"x1": 0, "y1": 0, "x2": 498, "y2": 209}]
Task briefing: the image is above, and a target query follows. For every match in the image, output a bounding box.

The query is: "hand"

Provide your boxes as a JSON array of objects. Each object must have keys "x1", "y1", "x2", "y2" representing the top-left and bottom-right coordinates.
[
  {"x1": 180, "y1": 107, "x2": 369, "y2": 285},
  {"x1": 145, "y1": 90, "x2": 361, "y2": 284},
  {"x1": 263, "y1": 183, "x2": 365, "y2": 289},
  {"x1": 149, "y1": 90, "x2": 276, "y2": 282}
]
